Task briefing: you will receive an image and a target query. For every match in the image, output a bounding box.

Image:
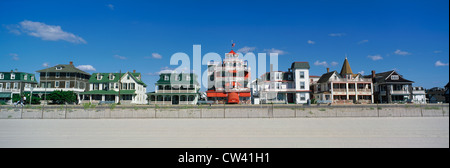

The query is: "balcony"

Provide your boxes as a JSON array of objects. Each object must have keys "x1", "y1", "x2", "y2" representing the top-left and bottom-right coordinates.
[
  {"x1": 0, "y1": 88, "x2": 21, "y2": 93},
  {"x1": 330, "y1": 78, "x2": 372, "y2": 82}
]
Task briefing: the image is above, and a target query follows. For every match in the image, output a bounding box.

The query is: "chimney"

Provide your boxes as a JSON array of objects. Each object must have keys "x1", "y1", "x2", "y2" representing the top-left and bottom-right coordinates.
[
  {"x1": 371, "y1": 70, "x2": 375, "y2": 78},
  {"x1": 270, "y1": 64, "x2": 273, "y2": 72},
  {"x1": 327, "y1": 68, "x2": 330, "y2": 73},
  {"x1": 70, "y1": 61, "x2": 73, "y2": 65},
  {"x1": 133, "y1": 70, "x2": 136, "y2": 73}
]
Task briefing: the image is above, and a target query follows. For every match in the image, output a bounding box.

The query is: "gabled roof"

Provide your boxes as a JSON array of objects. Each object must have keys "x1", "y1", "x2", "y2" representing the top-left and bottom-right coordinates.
[
  {"x1": 366, "y1": 70, "x2": 413, "y2": 84},
  {"x1": 291, "y1": 62, "x2": 310, "y2": 70},
  {"x1": 318, "y1": 71, "x2": 337, "y2": 83},
  {"x1": 89, "y1": 72, "x2": 146, "y2": 87},
  {"x1": 340, "y1": 58, "x2": 353, "y2": 75},
  {"x1": 228, "y1": 50, "x2": 236, "y2": 55},
  {"x1": 36, "y1": 64, "x2": 91, "y2": 76}
]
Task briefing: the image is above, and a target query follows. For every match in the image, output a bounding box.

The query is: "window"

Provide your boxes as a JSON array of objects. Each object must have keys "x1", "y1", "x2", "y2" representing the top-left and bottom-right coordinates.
[
  {"x1": 300, "y1": 71, "x2": 304, "y2": 79},
  {"x1": 109, "y1": 73, "x2": 114, "y2": 80},
  {"x1": 94, "y1": 83, "x2": 99, "y2": 90},
  {"x1": 164, "y1": 75, "x2": 169, "y2": 81},
  {"x1": 6, "y1": 83, "x2": 10, "y2": 89},
  {"x1": 300, "y1": 93, "x2": 306, "y2": 101},
  {"x1": 31, "y1": 76, "x2": 34, "y2": 81},
  {"x1": 66, "y1": 73, "x2": 70, "y2": 78},
  {"x1": 130, "y1": 83, "x2": 135, "y2": 90},
  {"x1": 122, "y1": 83, "x2": 128, "y2": 90},
  {"x1": 276, "y1": 83, "x2": 280, "y2": 89},
  {"x1": 0, "y1": 83, "x2": 3, "y2": 89},
  {"x1": 97, "y1": 74, "x2": 102, "y2": 80},
  {"x1": 11, "y1": 73, "x2": 15, "y2": 79},
  {"x1": 300, "y1": 82, "x2": 305, "y2": 89},
  {"x1": 56, "y1": 66, "x2": 62, "y2": 70},
  {"x1": 56, "y1": 72, "x2": 60, "y2": 78},
  {"x1": 13, "y1": 83, "x2": 18, "y2": 89},
  {"x1": 0, "y1": 73, "x2": 3, "y2": 79},
  {"x1": 66, "y1": 81, "x2": 70, "y2": 88},
  {"x1": 287, "y1": 74, "x2": 292, "y2": 80},
  {"x1": 186, "y1": 75, "x2": 191, "y2": 81},
  {"x1": 24, "y1": 75, "x2": 27, "y2": 80},
  {"x1": 175, "y1": 75, "x2": 180, "y2": 81},
  {"x1": 55, "y1": 81, "x2": 60, "y2": 88},
  {"x1": 115, "y1": 83, "x2": 118, "y2": 89},
  {"x1": 391, "y1": 75, "x2": 399, "y2": 80}
]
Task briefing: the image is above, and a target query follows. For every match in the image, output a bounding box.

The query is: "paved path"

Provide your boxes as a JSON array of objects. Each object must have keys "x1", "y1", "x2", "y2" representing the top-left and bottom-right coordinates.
[{"x1": 0, "y1": 117, "x2": 448, "y2": 148}]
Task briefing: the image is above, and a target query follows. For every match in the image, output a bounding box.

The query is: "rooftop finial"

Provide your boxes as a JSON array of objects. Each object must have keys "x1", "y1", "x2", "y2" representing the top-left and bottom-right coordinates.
[{"x1": 345, "y1": 53, "x2": 348, "y2": 59}]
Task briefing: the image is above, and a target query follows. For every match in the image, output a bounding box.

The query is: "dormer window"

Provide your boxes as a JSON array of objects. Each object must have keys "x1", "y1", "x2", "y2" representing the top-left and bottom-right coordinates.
[
  {"x1": 109, "y1": 73, "x2": 114, "y2": 80},
  {"x1": 24, "y1": 75, "x2": 27, "y2": 80},
  {"x1": 11, "y1": 73, "x2": 15, "y2": 79},
  {"x1": 164, "y1": 75, "x2": 169, "y2": 81},
  {"x1": 175, "y1": 75, "x2": 180, "y2": 81},
  {"x1": 31, "y1": 76, "x2": 34, "y2": 81},
  {"x1": 0, "y1": 73, "x2": 3, "y2": 79},
  {"x1": 97, "y1": 74, "x2": 102, "y2": 80},
  {"x1": 391, "y1": 75, "x2": 399, "y2": 80},
  {"x1": 56, "y1": 66, "x2": 62, "y2": 70},
  {"x1": 186, "y1": 76, "x2": 191, "y2": 81}
]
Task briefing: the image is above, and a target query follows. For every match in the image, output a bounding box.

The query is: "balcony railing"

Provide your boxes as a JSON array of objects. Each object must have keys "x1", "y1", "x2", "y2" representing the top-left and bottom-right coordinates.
[
  {"x1": 156, "y1": 90, "x2": 197, "y2": 93},
  {"x1": 0, "y1": 88, "x2": 21, "y2": 92}
]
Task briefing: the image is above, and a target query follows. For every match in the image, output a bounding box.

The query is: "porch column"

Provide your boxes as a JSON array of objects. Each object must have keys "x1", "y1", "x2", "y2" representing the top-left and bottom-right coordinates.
[
  {"x1": 285, "y1": 93, "x2": 288, "y2": 104},
  {"x1": 408, "y1": 84, "x2": 413, "y2": 101},
  {"x1": 355, "y1": 82, "x2": 358, "y2": 101},
  {"x1": 89, "y1": 95, "x2": 92, "y2": 103},
  {"x1": 102, "y1": 95, "x2": 105, "y2": 101},
  {"x1": 346, "y1": 83, "x2": 349, "y2": 100},
  {"x1": 370, "y1": 83, "x2": 374, "y2": 104},
  {"x1": 115, "y1": 95, "x2": 119, "y2": 103},
  {"x1": 387, "y1": 85, "x2": 392, "y2": 103}
]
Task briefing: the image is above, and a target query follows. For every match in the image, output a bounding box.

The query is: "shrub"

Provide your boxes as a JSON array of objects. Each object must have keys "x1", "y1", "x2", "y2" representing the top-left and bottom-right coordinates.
[{"x1": 47, "y1": 91, "x2": 76, "y2": 104}]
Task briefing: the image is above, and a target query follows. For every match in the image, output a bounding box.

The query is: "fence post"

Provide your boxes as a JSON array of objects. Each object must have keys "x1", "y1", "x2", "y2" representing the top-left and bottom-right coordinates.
[
  {"x1": 420, "y1": 104, "x2": 423, "y2": 117},
  {"x1": 21, "y1": 105, "x2": 23, "y2": 119},
  {"x1": 41, "y1": 104, "x2": 44, "y2": 119},
  {"x1": 65, "y1": 104, "x2": 67, "y2": 119},
  {"x1": 377, "y1": 103, "x2": 379, "y2": 117}
]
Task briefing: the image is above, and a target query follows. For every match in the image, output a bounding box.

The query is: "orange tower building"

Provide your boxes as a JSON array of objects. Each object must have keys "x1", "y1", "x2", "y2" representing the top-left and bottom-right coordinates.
[{"x1": 206, "y1": 49, "x2": 251, "y2": 104}]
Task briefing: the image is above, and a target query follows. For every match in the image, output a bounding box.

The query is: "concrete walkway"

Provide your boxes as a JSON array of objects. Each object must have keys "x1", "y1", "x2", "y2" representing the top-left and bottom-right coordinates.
[{"x1": 0, "y1": 117, "x2": 448, "y2": 148}]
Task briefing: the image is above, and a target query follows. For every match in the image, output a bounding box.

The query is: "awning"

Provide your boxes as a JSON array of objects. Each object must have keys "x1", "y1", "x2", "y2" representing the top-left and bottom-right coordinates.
[
  {"x1": 0, "y1": 93, "x2": 12, "y2": 98},
  {"x1": 207, "y1": 92, "x2": 227, "y2": 97},
  {"x1": 240, "y1": 92, "x2": 251, "y2": 97},
  {"x1": 228, "y1": 92, "x2": 239, "y2": 104}
]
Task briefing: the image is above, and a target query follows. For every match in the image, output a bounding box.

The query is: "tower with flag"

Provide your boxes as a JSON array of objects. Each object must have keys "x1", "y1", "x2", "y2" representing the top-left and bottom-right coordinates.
[{"x1": 206, "y1": 42, "x2": 252, "y2": 104}]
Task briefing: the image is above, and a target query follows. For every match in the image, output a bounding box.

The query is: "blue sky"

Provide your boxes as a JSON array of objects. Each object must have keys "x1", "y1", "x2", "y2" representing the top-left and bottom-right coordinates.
[{"x1": 1, "y1": 0, "x2": 448, "y2": 91}]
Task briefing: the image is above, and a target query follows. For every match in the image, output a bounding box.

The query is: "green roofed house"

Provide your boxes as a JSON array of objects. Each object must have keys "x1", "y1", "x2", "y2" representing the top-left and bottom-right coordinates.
[
  {"x1": 147, "y1": 73, "x2": 199, "y2": 105},
  {"x1": 0, "y1": 70, "x2": 38, "y2": 104},
  {"x1": 80, "y1": 70, "x2": 148, "y2": 104}
]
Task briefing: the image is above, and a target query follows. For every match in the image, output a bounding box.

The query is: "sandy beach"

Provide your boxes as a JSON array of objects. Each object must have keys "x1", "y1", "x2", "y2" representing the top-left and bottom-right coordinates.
[{"x1": 0, "y1": 117, "x2": 448, "y2": 148}]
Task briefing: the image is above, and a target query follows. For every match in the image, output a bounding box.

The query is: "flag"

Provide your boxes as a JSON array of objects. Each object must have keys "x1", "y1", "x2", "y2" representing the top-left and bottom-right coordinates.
[{"x1": 232, "y1": 43, "x2": 235, "y2": 47}]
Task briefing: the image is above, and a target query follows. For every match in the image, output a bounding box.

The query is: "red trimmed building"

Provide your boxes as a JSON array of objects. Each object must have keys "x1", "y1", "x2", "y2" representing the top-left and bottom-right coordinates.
[{"x1": 206, "y1": 50, "x2": 251, "y2": 104}]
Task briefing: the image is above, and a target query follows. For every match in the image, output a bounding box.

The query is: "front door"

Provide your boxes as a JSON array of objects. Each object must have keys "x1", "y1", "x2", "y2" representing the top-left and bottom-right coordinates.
[
  {"x1": 287, "y1": 93, "x2": 294, "y2": 103},
  {"x1": 172, "y1": 95, "x2": 179, "y2": 105}
]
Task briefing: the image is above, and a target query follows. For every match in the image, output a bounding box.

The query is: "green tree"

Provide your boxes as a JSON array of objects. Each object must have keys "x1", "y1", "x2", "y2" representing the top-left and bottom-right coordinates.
[{"x1": 47, "y1": 91, "x2": 77, "y2": 104}]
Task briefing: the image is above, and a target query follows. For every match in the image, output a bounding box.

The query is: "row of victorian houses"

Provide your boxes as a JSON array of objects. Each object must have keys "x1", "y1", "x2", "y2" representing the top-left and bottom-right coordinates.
[
  {"x1": 1, "y1": 49, "x2": 447, "y2": 105},
  {"x1": 0, "y1": 61, "x2": 149, "y2": 105}
]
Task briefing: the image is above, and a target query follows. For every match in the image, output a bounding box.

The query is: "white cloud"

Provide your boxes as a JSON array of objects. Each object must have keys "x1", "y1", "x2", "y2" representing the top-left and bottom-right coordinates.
[
  {"x1": 42, "y1": 62, "x2": 49, "y2": 67},
  {"x1": 146, "y1": 66, "x2": 176, "y2": 76},
  {"x1": 329, "y1": 33, "x2": 346, "y2": 37},
  {"x1": 263, "y1": 48, "x2": 287, "y2": 55},
  {"x1": 4, "y1": 24, "x2": 21, "y2": 35},
  {"x1": 314, "y1": 60, "x2": 328, "y2": 67},
  {"x1": 76, "y1": 65, "x2": 96, "y2": 71},
  {"x1": 330, "y1": 61, "x2": 338, "y2": 66},
  {"x1": 13, "y1": 20, "x2": 87, "y2": 44},
  {"x1": 358, "y1": 40, "x2": 369, "y2": 44},
  {"x1": 394, "y1": 49, "x2": 411, "y2": 56},
  {"x1": 433, "y1": 50, "x2": 442, "y2": 53},
  {"x1": 10, "y1": 53, "x2": 19, "y2": 61},
  {"x1": 307, "y1": 40, "x2": 315, "y2": 44},
  {"x1": 114, "y1": 55, "x2": 127, "y2": 60},
  {"x1": 367, "y1": 55, "x2": 383, "y2": 61},
  {"x1": 237, "y1": 46, "x2": 256, "y2": 53},
  {"x1": 151, "y1": 53, "x2": 162, "y2": 59},
  {"x1": 107, "y1": 4, "x2": 114, "y2": 10},
  {"x1": 358, "y1": 71, "x2": 365, "y2": 75},
  {"x1": 435, "y1": 60, "x2": 449, "y2": 67}
]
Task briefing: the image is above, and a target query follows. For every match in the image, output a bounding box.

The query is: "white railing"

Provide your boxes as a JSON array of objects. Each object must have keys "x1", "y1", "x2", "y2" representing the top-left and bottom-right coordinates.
[
  {"x1": 156, "y1": 90, "x2": 197, "y2": 93},
  {"x1": 0, "y1": 89, "x2": 21, "y2": 92},
  {"x1": 330, "y1": 78, "x2": 372, "y2": 82}
]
